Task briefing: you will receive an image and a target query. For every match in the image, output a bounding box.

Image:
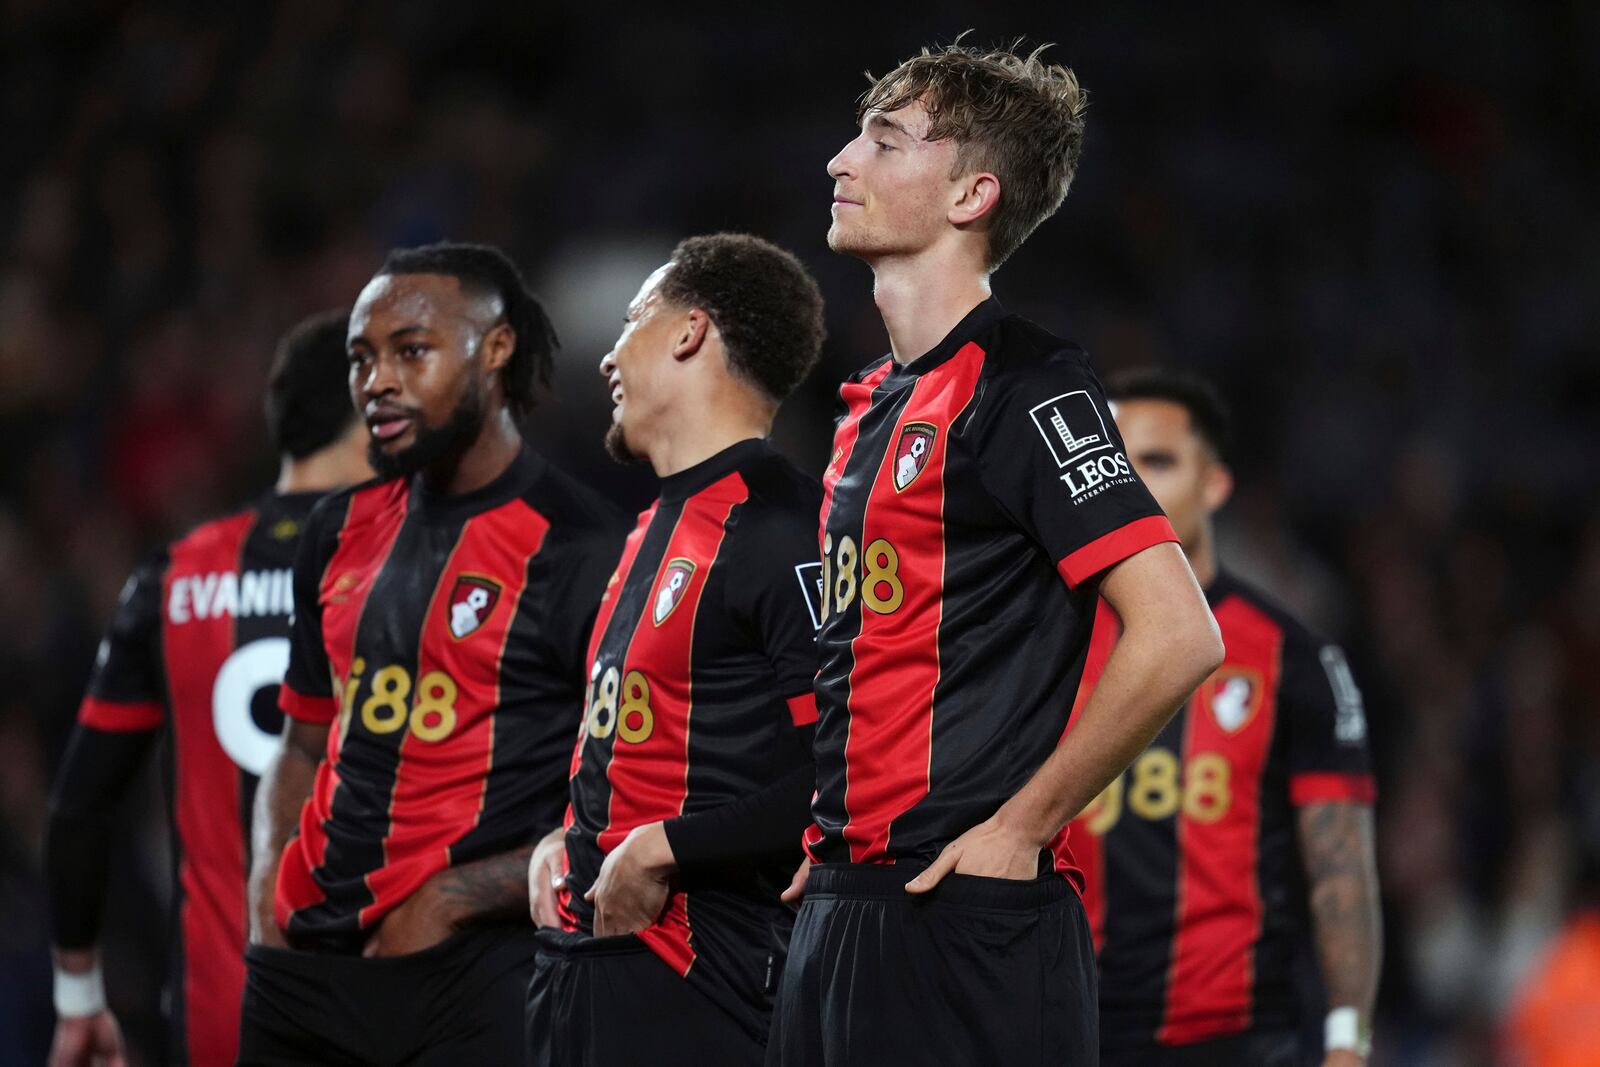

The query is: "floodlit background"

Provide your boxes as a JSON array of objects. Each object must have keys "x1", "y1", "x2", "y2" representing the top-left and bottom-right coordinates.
[{"x1": 2, "y1": 3, "x2": 1596, "y2": 1064}]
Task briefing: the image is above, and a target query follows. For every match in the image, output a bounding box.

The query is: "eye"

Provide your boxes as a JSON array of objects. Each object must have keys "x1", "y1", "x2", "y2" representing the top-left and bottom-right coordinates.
[
  {"x1": 875, "y1": 140, "x2": 894, "y2": 152},
  {"x1": 399, "y1": 343, "x2": 428, "y2": 359}
]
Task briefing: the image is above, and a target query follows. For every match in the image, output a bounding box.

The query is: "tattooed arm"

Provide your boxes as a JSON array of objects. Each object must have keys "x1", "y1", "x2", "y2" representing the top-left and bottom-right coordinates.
[
  {"x1": 363, "y1": 844, "x2": 538, "y2": 957},
  {"x1": 1298, "y1": 801, "x2": 1382, "y2": 1064}
]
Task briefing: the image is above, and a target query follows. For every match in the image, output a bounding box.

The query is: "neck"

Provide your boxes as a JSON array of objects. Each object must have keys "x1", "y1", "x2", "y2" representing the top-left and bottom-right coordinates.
[
  {"x1": 645, "y1": 394, "x2": 772, "y2": 479},
  {"x1": 423, "y1": 407, "x2": 524, "y2": 495},
  {"x1": 1185, "y1": 524, "x2": 1219, "y2": 590},
  {"x1": 275, "y1": 434, "x2": 369, "y2": 494},
  {"x1": 869, "y1": 246, "x2": 991, "y2": 364}
]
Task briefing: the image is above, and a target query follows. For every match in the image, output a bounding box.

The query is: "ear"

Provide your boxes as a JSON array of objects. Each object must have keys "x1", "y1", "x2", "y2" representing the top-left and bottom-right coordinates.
[
  {"x1": 480, "y1": 321, "x2": 516, "y2": 374},
  {"x1": 949, "y1": 171, "x2": 1000, "y2": 227},
  {"x1": 671, "y1": 308, "x2": 711, "y2": 364},
  {"x1": 1202, "y1": 460, "x2": 1234, "y2": 513}
]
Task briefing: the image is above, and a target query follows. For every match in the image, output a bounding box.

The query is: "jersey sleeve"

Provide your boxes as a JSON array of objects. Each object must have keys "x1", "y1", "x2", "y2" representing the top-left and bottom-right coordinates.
[
  {"x1": 77, "y1": 553, "x2": 168, "y2": 732},
  {"x1": 279, "y1": 497, "x2": 343, "y2": 724},
  {"x1": 725, "y1": 497, "x2": 824, "y2": 726},
  {"x1": 970, "y1": 351, "x2": 1177, "y2": 588},
  {"x1": 1279, "y1": 626, "x2": 1377, "y2": 806}
]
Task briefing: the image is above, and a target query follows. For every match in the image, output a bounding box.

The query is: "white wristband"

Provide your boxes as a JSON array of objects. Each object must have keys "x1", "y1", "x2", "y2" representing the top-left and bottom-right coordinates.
[
  {"x1": 1325, "y1": 1006, "x2": 1371, "y2": 1057},
  {"x1": 53, "y1": 963, "x2": 107, "y2": 1019}
]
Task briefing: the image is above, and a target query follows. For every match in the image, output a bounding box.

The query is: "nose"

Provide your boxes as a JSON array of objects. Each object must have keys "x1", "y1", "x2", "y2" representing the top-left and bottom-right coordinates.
[
  {"x1": 360, "y1": 351, "x2": 400, "y2": 401},
  {"x1": 599, "y1": 348, "x2": 617, "y2": 379},
  {"x1": 827, "y1": 141, "x2": 855, "y2": 182}
]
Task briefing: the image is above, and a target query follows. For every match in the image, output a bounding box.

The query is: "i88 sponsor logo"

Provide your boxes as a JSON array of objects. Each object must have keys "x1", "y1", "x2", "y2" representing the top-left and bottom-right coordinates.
[
  {"x1": 819, "y1": 532, "x2": 903, "y2": 621},
  {"x1": 1080, "y1": 747, "x2": 1233, "y2": 834},
  {"x1": 339, "y1": 659, "x2": 460, "y2": 742}
]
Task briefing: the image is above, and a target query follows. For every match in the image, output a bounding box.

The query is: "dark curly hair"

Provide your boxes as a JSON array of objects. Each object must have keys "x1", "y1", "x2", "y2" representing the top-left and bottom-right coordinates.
[
  {"x1": 379, "y1": 242, "x2": 558, "y2": 419},
  {"x1": 1104, "y1": 366, "x2": 1233, "y2": 464},
  {"x1": 266, "y1": 307, "x2": 359, "y2": 459},
  {"x1": 657, "y1": 233, "x2": 826, "y2": 403}
]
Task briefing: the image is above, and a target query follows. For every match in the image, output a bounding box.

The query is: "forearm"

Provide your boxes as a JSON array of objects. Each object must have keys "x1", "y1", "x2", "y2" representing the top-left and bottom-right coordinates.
[
  {"x1": 664, "y1": 760, "x2": 815, "y2": 868},
  {"x1": 427, "y1": 844, "x2": 539, "y2": 925},
  {"x1": 248, "y1": 736, "x2": 320, "y2": 933},
  {"x1": 1300, "y1": 802, "x2": 1382, "y2": 1016}
]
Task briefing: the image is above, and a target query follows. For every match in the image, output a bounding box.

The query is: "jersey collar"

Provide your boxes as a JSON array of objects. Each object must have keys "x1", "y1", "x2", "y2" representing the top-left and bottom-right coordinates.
[
  {"x1": 658, "y1": 437, "x2": 768, "y2": 504},
  {"x1": 886, "y1": 297, "x2": 1008, "y2": 380},
  {"x1": 407, "y1": 444, "x2": 546, "y2": 523}
]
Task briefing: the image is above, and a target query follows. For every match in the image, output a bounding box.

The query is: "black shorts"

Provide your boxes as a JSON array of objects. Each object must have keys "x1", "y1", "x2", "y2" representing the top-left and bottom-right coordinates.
[
  {"x1": 238, "y1": 925, "x2": 539, "y2": 1066},
  {"x1": 765, "y1": 864, "x2": 1097, "y2": 1067},
  {"x1": 525, "y1": 927, "x2": 766, "y2": 1067},
  {"x1": 1101, "y1": 1029, "x2": 1303, "y2": 1067}
]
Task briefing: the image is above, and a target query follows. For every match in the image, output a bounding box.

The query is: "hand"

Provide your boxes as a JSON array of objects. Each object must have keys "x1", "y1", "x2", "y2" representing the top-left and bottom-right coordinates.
[
  {"x1": 780, "y1": 857, "x2": 811, "y2": 903},
  {"x1": 905, "y1": 813, "x2": 1042, "y2": 893},
  {"x1": 1322, "y1": 1051, "x2": 1366, "y2": 1067},
  {"x1": 528, "y1": 826, "x2": 567, "y2": 928},
  {"x1": 363, "y1": 879, "x2": 463, "y2": 958},
  {"x1": 586, "y1": 822, "x2": 675, "y2": 936},
  {"x1": 48, "y1": 1011, "x2": 126, "y2": 1067}
]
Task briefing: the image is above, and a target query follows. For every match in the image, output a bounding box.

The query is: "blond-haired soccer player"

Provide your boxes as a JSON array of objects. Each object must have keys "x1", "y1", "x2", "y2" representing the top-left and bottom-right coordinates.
[{"x1": 766, "y1": 42, "x2": 1224, "y2": 1065}]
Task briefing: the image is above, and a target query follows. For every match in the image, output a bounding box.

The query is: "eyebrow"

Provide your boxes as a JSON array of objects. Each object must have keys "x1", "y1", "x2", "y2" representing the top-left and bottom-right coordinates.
[{"x1": 868, "y1": 113, "x2": 913, "y2": 139}]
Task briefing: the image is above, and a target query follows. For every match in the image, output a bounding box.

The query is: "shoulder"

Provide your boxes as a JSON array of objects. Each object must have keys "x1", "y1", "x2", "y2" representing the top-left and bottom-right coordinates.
[
  {"x1": 736, "y1": 451, "x2": 823, "y2": 517},
  {"x1": 166, "y1": 502, "x2": 261, "y2": 562},
  {"x1": 978, "y1": 315, "x2": 1095, "y2": 388},
  {"x1": 846, "y1": 354, "x2": 895, "y2": 386},
  {"x1": 520, "y1": 461, "x2": 631, "y2": 541}
]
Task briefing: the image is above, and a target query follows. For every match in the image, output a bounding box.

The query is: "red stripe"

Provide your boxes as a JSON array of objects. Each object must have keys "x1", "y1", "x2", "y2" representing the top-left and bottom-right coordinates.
[
  {"x1": 1159, "y1": 596, "x2": 1282, "y2": 1044},
  {"x1": 360, "y1": 500, "x2": 551, "y2": 926},
  {"x1": 609, "y1": 474, "x2": 747, "y2": 975},
  {"x1": 819, "y1": 361, "x2": 894, "y2": 546},
  {"x1": 1063, "y1": 597, "x2": 1124, "y2": 944},
  {"x1": 1056, "y1": 515, "x2": 1179, "y2": 588},
  {"x1": 161, "y1": 510, "x2": 257, "y2": 1066},
  {"x1": 276, "y1": 484, "x2": 408, "y2": 926},
  {"x1": 1291, "y1": 772, "x2": 1376, "y2": 805},
  {"x1": 77, "y1": 696, "x2": 164, "y2": 732},
  {"x1": 839, "y1": 342, "x2": 986, "y2": 863},
  {"x1": 785, "y1": 691, "x2": 818, "y2": 727},
  {"x1": 278, "y1": 685, "x2": 336, "y2": 724}
]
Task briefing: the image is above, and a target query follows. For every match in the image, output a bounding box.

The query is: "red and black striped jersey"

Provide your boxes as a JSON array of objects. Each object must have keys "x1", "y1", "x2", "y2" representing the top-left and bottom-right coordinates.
[
  {"x1": 274, "y1": 447, "x2": 626, "y2": 946},
  {"x1": 1070, "y1": 571, "x2": 1377, "y2": 1049},
  {"x1": 803, "y1": 299, "x2": 1177, "y2": 879},
  {"x1": 559, "y1": 439, "x2": 822, "y2": 1039},
  {"x1": 58, "y1": 490, "x2": 320, "y2": 1067}
]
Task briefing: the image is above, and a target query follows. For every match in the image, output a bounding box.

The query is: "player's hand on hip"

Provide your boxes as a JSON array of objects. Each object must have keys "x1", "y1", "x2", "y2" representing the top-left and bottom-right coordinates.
[
  {"x1": 780, "y1": 857, "x2": 811, "y2": 903},
  {"x1": 48, "y1": 1011, "x2": 127, "y2": 1067},
  {"x1": 528, "y1": 825, "x2": 568, "y2": 928},
  {"x1": 905, "y1": 814, "x2": 1042, "y2": 893},
  {"x1": 362, "y1": 880, "x2": 460, "y2": 957},
  {"x1": 586, "y1": 821, "x2": 674, "y2": 936}
]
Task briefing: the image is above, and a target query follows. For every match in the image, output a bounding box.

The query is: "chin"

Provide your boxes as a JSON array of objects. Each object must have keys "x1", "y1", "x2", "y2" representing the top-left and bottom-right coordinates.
[{"x1": 603, "y1": 421, "x2": 645, "y2": 465}]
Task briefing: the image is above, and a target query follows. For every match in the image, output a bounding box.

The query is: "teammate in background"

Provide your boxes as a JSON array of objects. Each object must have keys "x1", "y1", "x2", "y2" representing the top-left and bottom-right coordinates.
[
  {"x1": 45, "y1": 309, "x2": 372, "y2": 1067},
  {"x1": 1071, "y1": 368, "x2": 1381, "y2": 1067},
  {"x1": 242, "y1": 243, "x2": 626, "y2": 1065},
  {"x1": 524, "y1": 234, "x2": 827, "y2": 1066},
  {"x1": 767, "y1": 43, "x2": 1224, "y2": 1065}
]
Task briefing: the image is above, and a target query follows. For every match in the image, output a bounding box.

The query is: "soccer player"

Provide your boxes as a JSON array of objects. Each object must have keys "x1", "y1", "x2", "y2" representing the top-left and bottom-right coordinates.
[
  {"x1": 44, "y1": 309, "x2": 372, "y2": 1067},
  {"x1": 524, "y1": 234, "x2": 827, "y2": 1066},
  {"x1": 1071, "y1": 368, "x2": 1381, "y2": 1067},
  {"x1": 241, "y1": 243, "x2": 626, "y2": 1065},
  {"x1": 767, "y1": 42, "x2": 1225, "y2": 1066}
]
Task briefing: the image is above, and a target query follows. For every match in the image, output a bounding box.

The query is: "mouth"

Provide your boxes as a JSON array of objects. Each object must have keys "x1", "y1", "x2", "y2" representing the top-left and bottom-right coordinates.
[
  {"x1": 832, "y1": 194, "x2": 862, "y2": 210},
  {"x1": 366, "y1": 407, "x2": 416, "y2": 444}
]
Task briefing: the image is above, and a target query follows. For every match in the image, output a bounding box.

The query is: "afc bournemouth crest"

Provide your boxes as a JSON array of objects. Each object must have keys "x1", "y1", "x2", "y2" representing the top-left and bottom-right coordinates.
[
  {"x1": 448, "y1": 575, "x2": 503, "y2": 640},
  {"x1": 1204, "y1": 667, "x2": 1263, "y2": 733},
  {"x1": 893, "y1": 422, "x2": 937, "y2": 492},
  {"x1": 652, "y1": 558, "x2": 697, "y2": 626}
]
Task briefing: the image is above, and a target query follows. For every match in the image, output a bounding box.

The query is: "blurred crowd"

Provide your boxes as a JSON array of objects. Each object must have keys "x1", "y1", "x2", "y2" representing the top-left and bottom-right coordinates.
[{"x1": 1, "y1": 2, "x2": 1596, "y2": 1064}]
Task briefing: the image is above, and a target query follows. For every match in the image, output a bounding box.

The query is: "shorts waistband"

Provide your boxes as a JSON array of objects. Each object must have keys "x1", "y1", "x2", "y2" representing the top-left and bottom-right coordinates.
[
  {"x1": 805, "y1": 863, "x2": 1074, "y2": 910},
  {"x1": 533, "y1": 926, "x2": 651, "y2": 960}
]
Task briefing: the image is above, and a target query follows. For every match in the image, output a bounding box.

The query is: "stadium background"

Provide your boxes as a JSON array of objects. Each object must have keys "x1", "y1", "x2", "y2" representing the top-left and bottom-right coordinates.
[{"x1": 1, "y1": 2, "x2": 1595, "y2": 1064}]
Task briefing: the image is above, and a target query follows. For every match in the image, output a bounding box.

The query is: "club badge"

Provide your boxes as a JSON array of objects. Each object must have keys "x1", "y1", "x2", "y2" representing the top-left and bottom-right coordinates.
[
  {"x1": 448, "y1": 575, "x2": 503, "y2": 639},
  {"x1": 893, "y1": 422, "x2": 937, "y2": 492},
  {"x1": 652, "y1": 558, "x2": 697, "y2": 626},
  {"x1": 1205, "y1": 667, "x2": 1262, "y2": 733}
]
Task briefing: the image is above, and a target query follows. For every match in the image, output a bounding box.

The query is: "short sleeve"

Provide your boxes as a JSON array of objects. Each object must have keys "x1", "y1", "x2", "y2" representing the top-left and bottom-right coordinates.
[
  {"x1": 727, "y1": 498, "x2": 824, "y2": 726},
  {"x1": 970, "y1": 351, "x2": 1177, "y2": 588},
  {"x1": 1280, "y1": 628, "x2": 1376, "y2": 806},
  {"x1": 78, "y1": 553, "x2": 168, "y2": 732},
  {"x1": 279, "y1": 498, "x2": 342, "y2": 724}
]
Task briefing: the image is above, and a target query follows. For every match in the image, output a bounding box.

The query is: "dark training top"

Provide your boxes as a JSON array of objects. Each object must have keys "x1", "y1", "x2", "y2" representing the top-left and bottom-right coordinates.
[
  {"x1": 275, "y1": 447, "x2": 625, "y2": 946},
  {"x1": 804, "y1": 299, "x2": 1178, "y2": 882},
  {"x1": 1070, "y1": 572, "x2": 1377, "y2": 1048},
  {"x1": 560, "y1": 439, "x2": 822, "y2": 1041},
  {"x1": 48, "y1": 490, "x2": 321, "y2": 1067}
]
